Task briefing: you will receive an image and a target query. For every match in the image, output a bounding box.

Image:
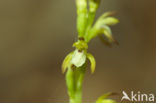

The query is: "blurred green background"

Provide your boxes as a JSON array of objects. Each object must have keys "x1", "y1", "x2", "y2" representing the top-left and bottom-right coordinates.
[{"x1": 0, "y1": 0, "x2": 156, "y2": 103}]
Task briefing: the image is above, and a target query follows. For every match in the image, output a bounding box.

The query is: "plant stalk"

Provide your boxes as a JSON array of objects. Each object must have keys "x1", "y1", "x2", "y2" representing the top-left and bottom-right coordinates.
[{"x1": 66, "y1": 64, "x2": 86, "y2": 103}]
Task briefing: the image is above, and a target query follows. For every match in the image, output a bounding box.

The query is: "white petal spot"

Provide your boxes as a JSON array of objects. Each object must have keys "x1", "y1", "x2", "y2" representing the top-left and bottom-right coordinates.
[{"x1": 71, "y1": 50, "x2": 86, "y2": 67}]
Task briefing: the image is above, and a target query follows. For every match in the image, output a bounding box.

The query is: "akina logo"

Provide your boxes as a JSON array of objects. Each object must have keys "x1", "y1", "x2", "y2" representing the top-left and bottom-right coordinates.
[{"x1": 121, "y1": 91, "x2": 155, "y2": 102}]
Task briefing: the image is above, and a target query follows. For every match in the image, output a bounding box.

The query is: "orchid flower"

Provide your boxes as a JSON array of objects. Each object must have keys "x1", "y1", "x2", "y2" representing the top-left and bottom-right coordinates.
[{"x1": 62, "y1": 0, "x2": 119, "y2": 103}]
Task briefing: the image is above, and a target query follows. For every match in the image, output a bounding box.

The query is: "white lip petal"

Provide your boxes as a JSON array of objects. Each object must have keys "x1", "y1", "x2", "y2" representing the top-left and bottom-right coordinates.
[{"x1": 71, "y1": 50, "x2": 86, "y2": 67}]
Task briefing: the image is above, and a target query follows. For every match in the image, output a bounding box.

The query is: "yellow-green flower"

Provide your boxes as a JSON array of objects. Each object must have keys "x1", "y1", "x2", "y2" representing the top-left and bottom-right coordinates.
[{"x1": 62, "y1": 0, "x2": 119, "y2": 103}]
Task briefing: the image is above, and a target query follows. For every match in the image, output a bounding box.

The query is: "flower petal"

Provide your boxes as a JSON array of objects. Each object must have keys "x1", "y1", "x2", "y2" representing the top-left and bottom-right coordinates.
[
  {"x1": 98, "y1": 34, "x2": 112, "y2": 47},
  {"x1": 99, "y1": 11, "x2": 116, "y2": 19},
  {"x1": 87, "y1": 53, "x2": 96, "y2": 73},
  {"x1": 71, "y1": 50, "x2": 86, "y2": 67},
  {"x1": 101, "y1": 25, "x2": 115, "y2": 43},
  {"x1": 101, "y1": 17, "x2": 119, "y2": 26},
  {"x1": 62, "y1": 52, "x2": 74, "y2": 73}
]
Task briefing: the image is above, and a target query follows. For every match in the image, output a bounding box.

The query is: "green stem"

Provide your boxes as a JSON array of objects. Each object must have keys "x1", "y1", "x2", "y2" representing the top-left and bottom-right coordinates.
[
  {"x1": 66, "y1": 64, "x2": 86, "y2": 103},
  {"x1": 76, "y1": 0, "x2": 88, "y2": 37}
]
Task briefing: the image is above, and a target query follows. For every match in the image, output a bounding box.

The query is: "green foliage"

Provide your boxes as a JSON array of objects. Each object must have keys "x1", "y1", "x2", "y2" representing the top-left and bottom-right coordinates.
[
  {"x1": 95, "y1": 93, "x2": 117, "y2": 103},
  {"x1": 97, "y1": 99, "x2": 116, "y2": 103},
  {"x1": 62, "y1": 0, "x2": 119, "y2": 103}
]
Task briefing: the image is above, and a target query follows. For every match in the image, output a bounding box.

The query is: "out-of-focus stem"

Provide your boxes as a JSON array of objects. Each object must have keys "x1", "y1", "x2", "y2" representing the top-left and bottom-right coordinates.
[
  {"x1": 85, "y1": 0, "x2": 100, "y2": 42},
  {"x1": 76, "y1": 0, "x2": 88, "y2": 37},
  {"x1": 87, "y1": 0, "x2": 100, "y2": 27}
]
